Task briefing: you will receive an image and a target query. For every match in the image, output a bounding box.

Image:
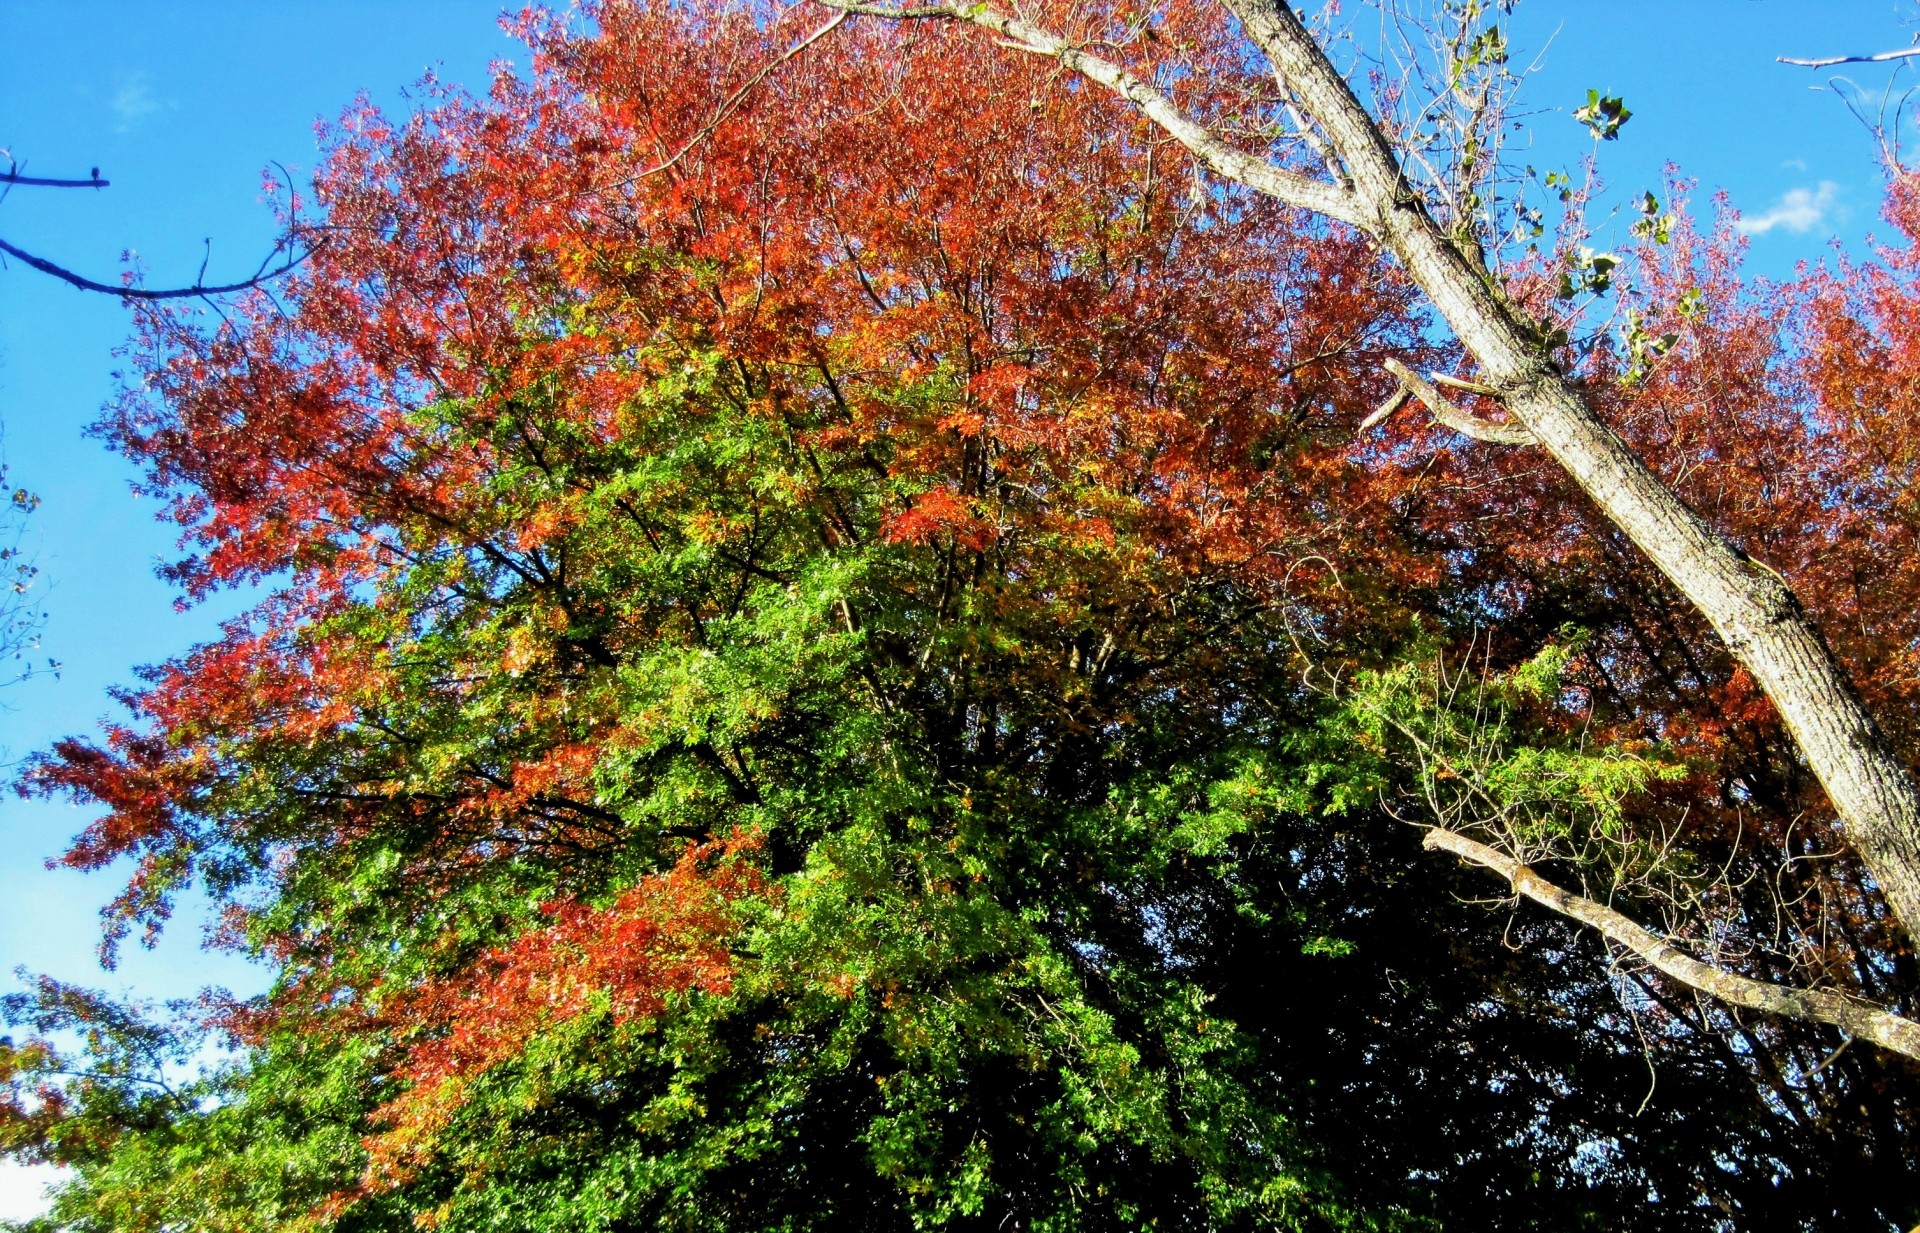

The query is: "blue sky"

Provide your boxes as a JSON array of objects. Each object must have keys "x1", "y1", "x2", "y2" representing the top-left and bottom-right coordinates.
[
  {"x1": 0, "y1": 0, "x2": 1914, "y2": 1218},
  {"x1": 1506, "y1": 0, "x2": 1920, "y2": 260}
]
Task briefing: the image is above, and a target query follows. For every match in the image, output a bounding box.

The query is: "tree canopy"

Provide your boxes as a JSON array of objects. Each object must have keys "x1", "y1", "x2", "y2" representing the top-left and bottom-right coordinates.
[{"x1": 4, "y1": 3, "x2": 1918, "y2": 1230}]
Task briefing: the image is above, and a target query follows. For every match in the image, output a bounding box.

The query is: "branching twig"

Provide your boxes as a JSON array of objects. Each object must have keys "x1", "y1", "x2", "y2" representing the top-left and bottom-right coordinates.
[
  {"x1": 1, "y1": 159, "x2": 316, "y2": 300},
  {"x1": 0, "y1": 234, "x2": 320, "y2": 301}
]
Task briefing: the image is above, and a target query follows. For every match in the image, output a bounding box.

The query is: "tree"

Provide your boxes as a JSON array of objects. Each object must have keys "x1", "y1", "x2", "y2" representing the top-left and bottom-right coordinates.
[
  {"x1": 804, "y1": 0, "x2": 1920, "y2": 955},
  {"x1": 3, "y1": 3, "x2": 1918, "y2": 1230}
]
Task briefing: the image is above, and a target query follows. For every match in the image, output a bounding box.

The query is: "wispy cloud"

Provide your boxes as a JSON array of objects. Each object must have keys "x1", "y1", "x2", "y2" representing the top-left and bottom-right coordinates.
[
  {"x1": 111, "y1": 74, "x2": 161, "y2": 132},
  {"x1": 1736, "y1": 181, "x2": 1840, "y2": 236}
]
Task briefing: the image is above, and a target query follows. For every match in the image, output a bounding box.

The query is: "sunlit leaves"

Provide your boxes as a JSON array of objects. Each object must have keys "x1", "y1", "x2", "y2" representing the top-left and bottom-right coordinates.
[
  {"x1": 1572, "y1": 89, "x2": 1631, "y2": 141},
  {"x1": 12, "y1": 5, "x2": 1920, "y2": 1230}
]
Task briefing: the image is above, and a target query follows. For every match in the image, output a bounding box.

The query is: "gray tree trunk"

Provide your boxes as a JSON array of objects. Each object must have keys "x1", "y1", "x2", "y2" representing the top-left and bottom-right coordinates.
[{"x1": 1220, "y1": 0, "x2": 1920, "y2": 940}]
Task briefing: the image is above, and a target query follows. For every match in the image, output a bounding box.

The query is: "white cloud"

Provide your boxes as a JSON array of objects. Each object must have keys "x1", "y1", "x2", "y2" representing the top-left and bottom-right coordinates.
[
  {"x1": 1779, "y1": 157, "x2": 1809, "y2": 172},
  {"x1": 1736, "y1": 181, "x2": 1840, "y2": 236},
  {"x1": 111, "y1": 74, "x2": 161, "y2": 132}
]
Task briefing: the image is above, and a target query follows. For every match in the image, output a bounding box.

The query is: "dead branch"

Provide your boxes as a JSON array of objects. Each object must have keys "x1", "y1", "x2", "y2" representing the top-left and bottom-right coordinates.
[
  {"x1": 1779, "y1": 46, "x2": 1920, "y2": 69},
  {"x1": 1425, "y1": 825, "x2": 1920, "y2": 1061},
  {"x1": 1381, "y1": 358, "x2": 1535, "y2": 445},
  {"x1": 1359, "y1": 384, "x2": 1411, "y2": 432}
]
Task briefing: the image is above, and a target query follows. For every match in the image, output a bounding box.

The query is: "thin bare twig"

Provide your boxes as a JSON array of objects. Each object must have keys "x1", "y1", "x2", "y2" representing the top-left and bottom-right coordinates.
[
  {"x1": 0, "y1": 234, "x2": 321, "y2": 301},
  {"x1": 1779, "y1": 47, "x2": 1920, "y2": 69}
]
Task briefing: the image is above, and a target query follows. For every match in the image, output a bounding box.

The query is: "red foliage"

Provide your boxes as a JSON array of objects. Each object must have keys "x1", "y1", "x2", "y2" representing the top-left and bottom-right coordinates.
[
  {"x1": 361, "y1": 830, "x2": 765, "y2": 1191},
  {"x1": 24, "y1": 0, "x2": 1439, "y2": 944},
  {"x1": 882, "y1": 485, "x2": 997, "y2": 552}
]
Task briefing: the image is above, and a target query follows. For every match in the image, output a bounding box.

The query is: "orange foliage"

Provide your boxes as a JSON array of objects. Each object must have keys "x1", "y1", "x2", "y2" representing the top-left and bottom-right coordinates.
[{"x1": 361, "y1": 830, "x2": 766, "y2": 1192}]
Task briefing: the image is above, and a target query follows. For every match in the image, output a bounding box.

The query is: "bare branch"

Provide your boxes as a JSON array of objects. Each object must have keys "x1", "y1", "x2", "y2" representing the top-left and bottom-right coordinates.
[
  {"x1": 1429, "y1": 371, "x2": 1498, "y2": 397},
  {"x1": 1358, "y1": 383, "x2": 1410, "y2": 432},
  {"x1": 0, "y1": 171, "x2": 109, "y2": 189},
  {"x1": 814, "y1": 1, "x2": 1369, "y2": 228},
  {"x1": 1779, "y1": 46, "x2": 1920, "y2": 69},
  {"x1": 0, "y1": 234, "x2": 320, "y2": 301},
  {"x1": 1424, "y1": 826, "x2": 1920, "y2": 1061},
  {"x1": 1382, "y1": 358, "x2": 1534, "y2": 445}
]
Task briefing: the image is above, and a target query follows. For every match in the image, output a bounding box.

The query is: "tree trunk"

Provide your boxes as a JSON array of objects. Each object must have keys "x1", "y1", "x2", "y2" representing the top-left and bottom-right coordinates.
[{"x1": 1219, "y1": 0, "x2": 1920, "y2": 939}]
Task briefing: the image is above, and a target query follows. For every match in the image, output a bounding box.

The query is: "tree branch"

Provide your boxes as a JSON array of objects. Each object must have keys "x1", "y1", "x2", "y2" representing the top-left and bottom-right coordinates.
[
  {"x1": 0, "y1": 234, "x2": 319, "y2": 301},
  {"x1": 813, "y1": 1, "x2": 1368, "y2": 228},
  {"x1": 1358, "y1": 383, "x2": 1410, "y2": 433},
  {"x1": 1424, "y1": 826, "x2": 1920, "y2": 1061},
  {"x1": 1779, "y1": 46, "x2": 1920, "y2": 69},
  {"x1": 0, "y1": 171, "x2": 108, "y2": 189},
  {"x1": 1381, "y1": 358, "x2": 1534, "y2": 445}
]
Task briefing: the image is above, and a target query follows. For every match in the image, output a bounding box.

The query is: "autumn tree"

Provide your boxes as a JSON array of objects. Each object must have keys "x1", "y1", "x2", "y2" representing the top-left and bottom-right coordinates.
[
  {"x1": 3, "y1": 3, "x2": 1918, "y2": 1231},
  {"x1": 801, "y1": 0, "x2": 1920, "y2": 954}
]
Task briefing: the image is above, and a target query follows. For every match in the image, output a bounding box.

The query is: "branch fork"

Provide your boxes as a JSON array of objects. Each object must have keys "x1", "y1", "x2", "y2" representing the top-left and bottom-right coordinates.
[{"x1": 1363, "y1": 358, "x2": 1535, "y2": 445}]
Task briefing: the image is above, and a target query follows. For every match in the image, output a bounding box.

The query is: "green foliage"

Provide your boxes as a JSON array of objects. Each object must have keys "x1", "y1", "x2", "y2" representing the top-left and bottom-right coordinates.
[
  {"x1": 1557, "y1": 247, "x2": 1622, "y2": 299},
  {"x1": 1324, "y1": 637, "x2": 1686, "y2": 873},
  {"x1": 10, "y1": 335, "x2": 1779, "y2": 1229},
  {"x1": 1572, "y1": 90, "x2": 1632, "y2": 141}
]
